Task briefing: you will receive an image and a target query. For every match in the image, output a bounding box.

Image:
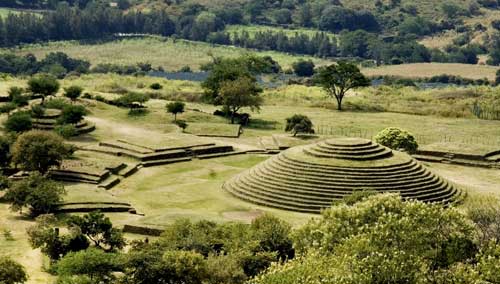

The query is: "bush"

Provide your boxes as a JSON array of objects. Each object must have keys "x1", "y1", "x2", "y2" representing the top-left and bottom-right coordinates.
[
  {"x1": 8, "y1": 87, "x2": 29, "y2": 106},
  {"x1": 44, "y1": 98, "x2": 70, "y2": 110},
  {"x1": 30, "y1": 104, "x2": 45, "y2": 118},
  {"x1": 292, "y1": 60, "x2": 315, "y2": 77},
  {"x1": 0, "y1": 257, "x2": 27, "y2": 284},
  {"x1": 149, "y1": 83, "x2": 163, "y2": 90},
  {"x1": 58, "y1": 105, "x2": 87, "y2": 125},
  {"x1": 174, "y1": 120, "x2": 188, "y2": 132},
  {"x1": 54, "y1": 124, "x2": 78, "y2": 138},
  {"x1": 81, "y1": 93, "x2": 92, "y2": 99},
  {"x1": 3, "y1": 111, "x2": 32, "y2": 133},
  {"x1": 0, "y1": 103, "x2": 17, "y2": 115},
  {"x1": 114, "y1": 92, "x2": 149, "y2": 108},
  {"x1": 374, "y1": 127, "x2": 418, "y2": 154},
  {"x1": 64, "y1": 86, "x2": 83, "y2": 101},
  {"x1": 285, "y1": 114, "x2": 314, "y2": 136}
]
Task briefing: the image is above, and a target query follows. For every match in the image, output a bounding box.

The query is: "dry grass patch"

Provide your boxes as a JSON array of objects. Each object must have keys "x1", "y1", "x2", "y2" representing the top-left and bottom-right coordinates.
[{"x1": 362, "y1": 63, "x2": 498, "y2": 81}]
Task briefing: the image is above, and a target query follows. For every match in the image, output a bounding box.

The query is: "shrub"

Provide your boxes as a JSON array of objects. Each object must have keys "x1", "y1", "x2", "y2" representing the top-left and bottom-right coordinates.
[
  {"x1": 64, "y1": 85, "x2": 83, "y2": 101},
  {"x1": 58, "y1": 105, "x2": 87, "y2": 125},
  {"x1": 81, "y1": 93, "x2": 92, "y2": 99},
  {"x1": 174, "y1": 120, "x2": 188, "y2": 132},
  {"x1": 30, "y1": 104, "x2": 45, "y2": 118},
  {"x1": 54, "y1": 124, "x2": 78, "y2": 138},
  {"x1": 179, "y1": 65, "x2": 192, "y2": 72},
  {"x1": 0, "y1": 257, "x2": 28, "y2": 284},
  {"x1": 94, "y1": 95, "x2": 106, "y2": 102},
  {"x1": 114, "y1": 92, "x2": 149, "y2": 108},
  {"x1": 0, "y1": 103, "x2": 17, "y2": 115},
  {"x1": 375, "y1": 127, "x2": 418, "y2": 154},
  {"x1": 292, "y1": 60, "x2": 315, "y2": 77},
  {"x1": 8, "y1": 87, "x2": 29, "y2": 106},
  {"x1": 44, "y1": 98, "x2": 70, "y2": 110},
  {"x1": 149, "y1": 83, "x2": 163, "y2": 90},
  {"x1": 285, "y1": 114, "x2": 314, "y2": 136},
  {"x1": 3, "y1": 111, "x2": 32, "y2": 133}
]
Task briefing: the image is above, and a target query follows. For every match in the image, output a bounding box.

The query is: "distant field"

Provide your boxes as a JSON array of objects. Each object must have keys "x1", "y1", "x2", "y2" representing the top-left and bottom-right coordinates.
[
  {"x1": 225, "y1": 25, "x2": 337, "y2": 38},
  {"x1": 5, "y1": 37, "x2": 331, "y2": 71},
  {"x1": 0, "y1": 7, "x2": 42, "y2": 18},
  {"x1": 362, "y1": 63, "x2": 499, "y2": 81}
]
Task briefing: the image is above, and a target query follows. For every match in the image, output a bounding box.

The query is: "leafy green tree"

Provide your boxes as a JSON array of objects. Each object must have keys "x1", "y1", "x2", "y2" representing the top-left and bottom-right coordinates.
[
  {"x1": 166, "y1": 101, "x2": 185, "y2": 121},
  {"x1": 27, "y1": 74, "x2": 60, "y2": 104},
  {"x1": 67, "y1": 211, "x2": 125, "y2": 252},
  {"x1": 58, "y1": 105, "x2": 87, "y2": 125},
  {"x1": 0, "y1": 257, "x2": 27, "y2": 284},
  {"x1": 219, "y1": 77, "x2": 263, "y2": 124},
  {"x1": 255, "y1": 194, "x2": 478, "y2": 284},
  {"x1": 124, "y1": 247, "x2": 207, "y2": 284},
  {"x1": 374, "y1": 127, "x2": 419, "y2": 154},
  {"x1": 292, "y1": 60, "x2": 315, "y2": 77},
  {"x1": 63, "y1": 86, "x2": 83, "y2": 102},
  {"x1": 114, "y1": 92, "x2": 149, "y2": 109},
  {"x1": 27, "y1": 214, "x2": 82, "y2": 261},
  {"x1": 285, "y1": 114, "x2": 314, "y2": 136},
  {"x1": 3, "y1": 111, "x2": 32, "y2": 133},
  {"x1": 315, "y1": 61, "x2": 370, "y2": 111},
  {"x1": 11, "y1": 130, "x2": 72, "y2": 174},
  {"x1": 201, "y1": 58, "x2": 255, "y2": 103},
  {"x1": 0, "y1": 135, "x2": 12, "y2": 168},
  {"x1": 55, "y1": 248, "x2": 122, "y2": 283},
  {"x1": 251, "y1": 214, "x2": 294, "y2": 261},
  {"x1": 4, "y1": 173, "x2": 66, "y2": 216}
]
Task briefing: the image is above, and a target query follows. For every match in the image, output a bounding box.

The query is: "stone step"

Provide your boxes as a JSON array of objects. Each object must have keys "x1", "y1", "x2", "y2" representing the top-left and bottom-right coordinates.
[{"x1": 98, "y1": 175, "x2": 121, "y2": 190}]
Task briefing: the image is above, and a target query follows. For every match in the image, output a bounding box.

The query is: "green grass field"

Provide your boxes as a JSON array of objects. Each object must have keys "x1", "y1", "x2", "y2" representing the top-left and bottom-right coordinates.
[
  {"x1": 225, "y1": 25, "x2": 337, "y2": 39},
  {"x1": 2, "y1": 71, "x2": 500, "y2": 283},
  {"x1": 3, "y1": 37, "x2": 330, "y2": 71}
]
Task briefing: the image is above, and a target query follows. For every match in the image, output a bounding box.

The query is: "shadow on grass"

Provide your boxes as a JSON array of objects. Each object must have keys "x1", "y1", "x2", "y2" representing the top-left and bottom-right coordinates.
[
  {"x1": 293, "y1": 134, "x2": 320, "y2": 140},
  {"x1": 246, "y1": 119, "x2": 278, "y2": 130}
]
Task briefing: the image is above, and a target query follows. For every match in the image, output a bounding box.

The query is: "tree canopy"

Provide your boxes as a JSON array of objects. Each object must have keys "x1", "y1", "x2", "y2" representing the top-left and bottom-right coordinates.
[
  {"x1": 219, "y1": 77, "x2": 263, "y2": 124},
  {"x1": 11, "y1": 130, "x2": 73, "y2": 174},
  {"x1": 314, "y1": 61, "x2": 370, "y2": 111},
  {"x1": 27, "y1": 74, "x2": 60, "y2": 104}
]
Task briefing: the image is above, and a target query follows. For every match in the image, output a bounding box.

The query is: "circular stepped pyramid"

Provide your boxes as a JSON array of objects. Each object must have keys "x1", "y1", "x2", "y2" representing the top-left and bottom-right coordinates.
[{"x1": 224, "y1": 138, "x2": 463, "y2": 214}]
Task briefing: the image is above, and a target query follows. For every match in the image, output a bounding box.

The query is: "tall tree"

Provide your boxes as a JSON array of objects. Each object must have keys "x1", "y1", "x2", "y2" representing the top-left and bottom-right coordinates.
[
  {"x1": 219, "y1": 77, "x2": 262, "y2": 124},
  {"x1": 314, "y1": 61, "x2": 370, "y2": 111},
  {"x1": 27, "y1": 74, "x2": 60, "y2": 104},
  {"x1": 11, "y1": 130, "x2": 72, "y2": 174}
]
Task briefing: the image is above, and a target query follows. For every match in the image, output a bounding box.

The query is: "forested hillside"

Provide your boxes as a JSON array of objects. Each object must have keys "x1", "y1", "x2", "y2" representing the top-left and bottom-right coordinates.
[{"x1": 0, "y1": 0, "x2": 499, "y2": 67}]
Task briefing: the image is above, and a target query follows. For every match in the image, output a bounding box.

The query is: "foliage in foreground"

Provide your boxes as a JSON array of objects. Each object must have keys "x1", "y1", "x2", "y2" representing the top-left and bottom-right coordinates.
[
  {"x1": 375, "y1": 127, "x2": 419, "y2": 154},
  {"x1": 252, "y1": 194, "x2": 500, "y2": 284},
  {"x1": 11, "y1": 130, "x2": 73, "y2": 174},
  {"x1": 4, "y1": 173, "x2": 65, "y2": 217},
  {"x1": 285, "y1": 114, "x2": 314, "y2": 136},
  {"x1": 0, "y1": 257, "x2": 27, "y2": 284}
]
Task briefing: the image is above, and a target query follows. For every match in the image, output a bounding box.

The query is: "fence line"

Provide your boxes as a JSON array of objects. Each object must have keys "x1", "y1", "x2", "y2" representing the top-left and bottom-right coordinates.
[{"x1": 314, "y1": 125, "x2": 500, "y2": 147}]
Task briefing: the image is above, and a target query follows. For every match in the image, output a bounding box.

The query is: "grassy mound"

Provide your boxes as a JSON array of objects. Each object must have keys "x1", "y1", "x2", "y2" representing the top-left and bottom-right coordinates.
[{"x1": 224, "y1": 138, "x2": 462, "y2": 213}]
